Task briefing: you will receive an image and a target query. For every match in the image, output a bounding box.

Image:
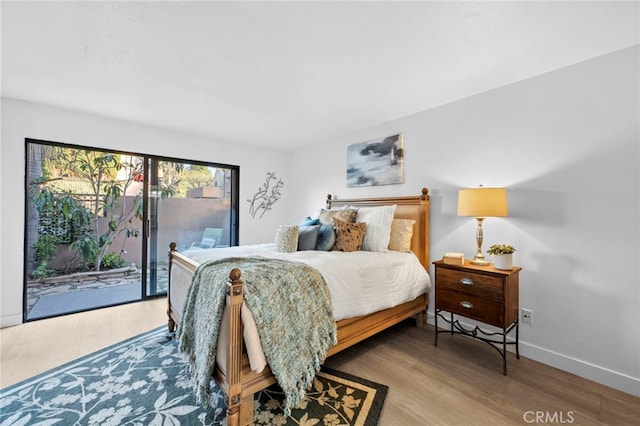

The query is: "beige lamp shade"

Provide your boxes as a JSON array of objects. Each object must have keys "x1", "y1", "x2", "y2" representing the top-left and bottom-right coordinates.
[{"x1": 457, "y1": 187, "x2": 508, "y2": 218}]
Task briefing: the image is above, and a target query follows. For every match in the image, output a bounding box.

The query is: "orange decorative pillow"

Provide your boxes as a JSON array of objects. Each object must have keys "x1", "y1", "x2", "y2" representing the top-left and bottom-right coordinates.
[{"x1": 332, "y1": 219, "x2": 367, "y2": 252}]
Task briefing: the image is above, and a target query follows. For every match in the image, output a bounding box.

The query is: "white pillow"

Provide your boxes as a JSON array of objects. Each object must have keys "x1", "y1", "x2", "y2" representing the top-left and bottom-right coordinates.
[
  {"x1": 274, "y1": 225, "x2": 299, "y2": 253},
  {"x1": 351, "y1": 205, "x2": 396, "y2": 252}
]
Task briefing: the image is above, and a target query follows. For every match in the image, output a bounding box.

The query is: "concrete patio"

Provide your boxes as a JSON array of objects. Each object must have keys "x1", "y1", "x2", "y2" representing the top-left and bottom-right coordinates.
[{"x1": 26, "y1": 266, "x2": 168, "y2": 320}]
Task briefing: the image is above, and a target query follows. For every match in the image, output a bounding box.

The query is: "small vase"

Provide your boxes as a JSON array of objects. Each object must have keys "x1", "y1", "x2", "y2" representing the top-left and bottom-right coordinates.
[{"x1": 493, "y1": 254, "x2": 513, "y2": 270}]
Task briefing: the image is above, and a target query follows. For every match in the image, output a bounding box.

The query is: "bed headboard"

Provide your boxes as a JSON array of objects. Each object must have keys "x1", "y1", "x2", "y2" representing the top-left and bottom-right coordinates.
[{"x1": 326, "y1": 188, "x2": 430, "y2": 269}]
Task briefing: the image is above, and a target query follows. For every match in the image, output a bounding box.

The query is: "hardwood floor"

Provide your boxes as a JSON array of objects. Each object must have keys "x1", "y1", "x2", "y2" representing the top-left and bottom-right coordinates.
[
  {"x1": 0, "y1": 297, "x2": 167, "y2": 388},
  {"x1": 324, "y1": 320, "x2": 640, "y2": 425},
  {"x1": 1, "y1": 299, "x2": 638, "y2": 425}
]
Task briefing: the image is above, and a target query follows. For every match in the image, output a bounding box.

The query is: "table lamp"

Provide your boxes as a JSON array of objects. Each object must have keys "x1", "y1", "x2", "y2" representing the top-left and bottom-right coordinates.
[{"x1": 457, "y1": 187, "x2": 508, "y2": 265}]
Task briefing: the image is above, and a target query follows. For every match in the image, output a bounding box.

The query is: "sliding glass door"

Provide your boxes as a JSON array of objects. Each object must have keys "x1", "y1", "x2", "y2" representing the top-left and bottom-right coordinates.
[
  {"x1": 24, "y1": 142, "x2": 145, "y2": 320},
  {"x1": 146, "y1": 159, "x2": 238, "y2": 296},
  {"x1": 24, "y1": 139, "x2": 238, "y2": 321}
]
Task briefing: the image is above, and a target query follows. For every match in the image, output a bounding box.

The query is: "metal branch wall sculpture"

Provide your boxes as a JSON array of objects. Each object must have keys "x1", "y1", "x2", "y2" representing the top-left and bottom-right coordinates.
[{"x1": 247, "y1": 172, "x2": 284, "y2": 219}]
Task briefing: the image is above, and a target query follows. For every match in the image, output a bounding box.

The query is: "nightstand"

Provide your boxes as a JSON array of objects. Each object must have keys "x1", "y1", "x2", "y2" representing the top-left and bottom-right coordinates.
[{"x1": 433, "y1": 259, "x2": 521, "y2": 375}]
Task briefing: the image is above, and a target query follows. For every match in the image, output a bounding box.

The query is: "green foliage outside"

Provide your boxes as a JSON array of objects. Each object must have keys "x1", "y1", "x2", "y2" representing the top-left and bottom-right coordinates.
[
  {"x1": 29, "y1": 148, "x2": 225, "y2": 279},
  {"x1": 31, "y1": 261, "x2": 56, "y2": 279},
  {"x1": 157, "y1": 162, "x2": 216, "y2": 198},
  {"x1": 32, "y1": 185, "x2": 92, "y2": 245},
  {"x1": 31, "y1": 234, "x2": 61, "y2": 279},
  {"x1": 101, "y1": 252, "x2": 128, "y2": 270},
  {"x1": 31, "y1": 147, "x2": 143, "y2": 273},
  {"x1": 34, "y1": 235, "x2": 61, "y2": 263}
]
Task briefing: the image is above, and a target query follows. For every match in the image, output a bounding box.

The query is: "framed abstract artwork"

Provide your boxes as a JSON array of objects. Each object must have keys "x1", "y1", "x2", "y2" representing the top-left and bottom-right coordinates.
[{"x1": 347, "y1": 133, "x2": 404, "y2": 187}]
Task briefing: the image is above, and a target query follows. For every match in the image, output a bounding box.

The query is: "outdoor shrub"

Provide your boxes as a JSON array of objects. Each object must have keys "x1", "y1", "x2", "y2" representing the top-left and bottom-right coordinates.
[
  {"x1": 101, "y1": 252, "x2": 127, "y2": 270},
  {"x1": 32, "y1": 261, "x2": 56, "y2": 279},
  {"x1": 34, "y1": 235, "x2": 60, "y2": 262},
  {"x1": 31, "y1": 185, "x2": 92, "y2": 245}
]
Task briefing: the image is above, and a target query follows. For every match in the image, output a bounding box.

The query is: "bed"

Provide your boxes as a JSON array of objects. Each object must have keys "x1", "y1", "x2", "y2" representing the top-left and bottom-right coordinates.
[{"x1": 166, "y1": 188, "x2": 431, "y2": 425}]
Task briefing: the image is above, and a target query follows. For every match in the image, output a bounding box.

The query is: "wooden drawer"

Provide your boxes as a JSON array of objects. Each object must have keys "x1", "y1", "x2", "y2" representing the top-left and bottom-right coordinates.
[
  {"x1": 436, "y1": 288, "x2": 505, "y2": 327},
  {"x1": 436, "y1": 267, "x2": 504, "y2": 302}
]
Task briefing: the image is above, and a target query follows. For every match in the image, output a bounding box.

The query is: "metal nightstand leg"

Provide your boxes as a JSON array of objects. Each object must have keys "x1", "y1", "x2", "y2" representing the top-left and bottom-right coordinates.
[{"x1": 434, "y1": 311, "x2": 519, "y2": 375}]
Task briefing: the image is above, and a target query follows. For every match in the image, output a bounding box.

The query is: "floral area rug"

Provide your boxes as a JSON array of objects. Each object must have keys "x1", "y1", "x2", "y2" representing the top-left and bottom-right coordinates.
[{"x1": 0, "y1": 326, "x2": 387, "y2": 425}]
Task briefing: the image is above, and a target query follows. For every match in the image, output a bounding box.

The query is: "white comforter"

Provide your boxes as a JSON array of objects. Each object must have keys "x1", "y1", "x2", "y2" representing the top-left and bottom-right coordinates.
[{"x1": 173, "y1": 244, "x2": 431, "y2": 371}]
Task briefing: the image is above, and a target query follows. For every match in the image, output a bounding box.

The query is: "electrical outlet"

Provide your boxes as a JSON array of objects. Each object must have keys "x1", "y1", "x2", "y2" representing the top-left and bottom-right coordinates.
[{"x1": 522, "y1": 308, "x2": 533, "y2": 324}]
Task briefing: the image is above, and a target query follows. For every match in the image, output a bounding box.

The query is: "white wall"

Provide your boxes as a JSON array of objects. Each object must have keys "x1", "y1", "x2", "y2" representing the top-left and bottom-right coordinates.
[
  {"x1": 0, "y1": 98, "x2": 293, "y2": 327},
  {"x1": 288, "y1": 46, "x2": 640, "y2": 396}
]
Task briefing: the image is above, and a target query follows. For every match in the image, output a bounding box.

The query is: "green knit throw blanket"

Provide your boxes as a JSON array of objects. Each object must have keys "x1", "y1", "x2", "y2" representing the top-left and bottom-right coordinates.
[{"x1": 177, "y1": 257, "x2": 337, "y2": 415}]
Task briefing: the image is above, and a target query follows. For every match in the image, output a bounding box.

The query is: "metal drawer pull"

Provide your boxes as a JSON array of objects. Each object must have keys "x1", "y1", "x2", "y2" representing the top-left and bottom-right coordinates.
[
  {"x1": 460, "y1": 277, "x2": 474, "y2": 286},
  {"x1": 460, "y1": 301, "x2": 474, "y2": 309}
]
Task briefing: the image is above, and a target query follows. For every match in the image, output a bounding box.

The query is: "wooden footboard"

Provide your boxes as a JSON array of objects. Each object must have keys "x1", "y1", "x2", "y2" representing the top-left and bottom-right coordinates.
[
  {"x1": 167, "y1": 188, "x2": 430, "y2": 425},
  {"x1": 168, "y1": 246, "x2": 428, "y2": 424}
]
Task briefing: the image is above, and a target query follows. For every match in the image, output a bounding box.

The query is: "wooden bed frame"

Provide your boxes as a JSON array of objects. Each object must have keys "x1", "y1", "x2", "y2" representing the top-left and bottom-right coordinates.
[{"x1": 166, "y1": 188, "x2": 430, "y2": 425}]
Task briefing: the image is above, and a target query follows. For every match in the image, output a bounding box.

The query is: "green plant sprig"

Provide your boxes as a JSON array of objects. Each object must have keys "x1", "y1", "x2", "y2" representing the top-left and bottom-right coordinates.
[{"x1": 487, "y1": 244, "x2": 516, "y2": 255}]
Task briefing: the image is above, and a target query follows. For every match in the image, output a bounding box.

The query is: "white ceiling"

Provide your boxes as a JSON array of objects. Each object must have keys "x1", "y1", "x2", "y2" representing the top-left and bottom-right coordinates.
[{"x1": 2, "y1": 1, "x2": 638, "y2": 150}]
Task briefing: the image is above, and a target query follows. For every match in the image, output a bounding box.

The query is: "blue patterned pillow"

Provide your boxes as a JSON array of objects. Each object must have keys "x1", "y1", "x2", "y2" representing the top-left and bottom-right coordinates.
[
  {"x1": 300, "y1": 216, "x2": 320, "y2": 227},
  {"x1": 315, "y1": 224, "x2": 336, "y2": 251}
]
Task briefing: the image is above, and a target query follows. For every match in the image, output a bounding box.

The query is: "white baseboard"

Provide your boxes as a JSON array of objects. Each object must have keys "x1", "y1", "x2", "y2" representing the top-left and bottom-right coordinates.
[
  {"x1": 520, "y1": 341, "x2": 640, "y2": 397},
  {"x1": 425, "y1": 313, "x2": 639, "y2": 397},
  {"x1": 0, "y1": 312, "x2": 22, "y2": 328}
]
